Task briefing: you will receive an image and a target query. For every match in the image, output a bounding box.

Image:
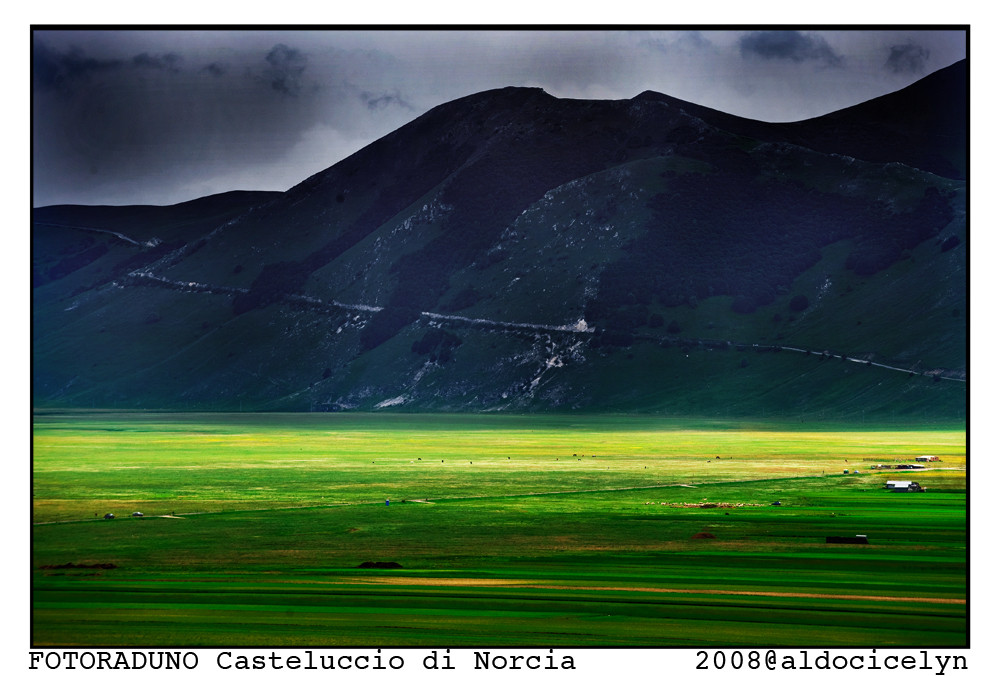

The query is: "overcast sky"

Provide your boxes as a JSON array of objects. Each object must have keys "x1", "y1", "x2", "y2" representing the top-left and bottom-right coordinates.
[{"x1": 31, "y1": 28, "x2": 967, "y2": 207}]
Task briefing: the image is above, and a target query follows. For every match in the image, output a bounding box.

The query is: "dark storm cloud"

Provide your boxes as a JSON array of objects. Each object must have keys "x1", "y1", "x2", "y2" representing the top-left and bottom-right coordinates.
[
  {"x1": 739, "y1": 31, "x2": 843, "y2": 66},
  {"x1": 33, "y1": 41, "x2": 124, "y2": 91},
  {"x1": 32, "y1": 34, "x2": 409, "y2": 206},
  {"x1": 264, "y1": 43, "x2": 307, "y2": 96},
  {"x1": 639, "y1": 30, "x2": 713, "y2": 54},
  {"x1": 885, "y1": 43, "x2": 931, "y2": 74},
  {"x1": 201, "y1": 62, "x2": 227, "y2": 77},
  {"x1": 35, "y1": 41, "x2": 184, "y2": 91},
  {"x1": 131, "y1": 52, "x2": 183, "y2": 72},
  {"x1": 31, "y1": 29, "x2": 967, "y2": 207},
  {"x1": 362, "y1": 90, "x2": 415, "y2": 111}
]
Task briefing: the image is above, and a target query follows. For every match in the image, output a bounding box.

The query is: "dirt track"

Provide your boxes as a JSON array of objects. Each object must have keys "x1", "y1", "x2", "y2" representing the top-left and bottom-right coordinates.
[
  {"x1": 119, "y1": 267, "x2": 965, "y2": 383},
  {"x1": 336, "y1": 576, "x2": 966, "y2": 605}
]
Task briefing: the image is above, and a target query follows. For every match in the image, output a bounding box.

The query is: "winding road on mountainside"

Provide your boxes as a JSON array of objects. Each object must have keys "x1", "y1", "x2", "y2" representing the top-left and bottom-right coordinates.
[
  {"x1": 121, "y1": 269, "x2": 966, "y2": 384},
  {"x1": 39, "y1": 219, "x2": 965, "y2": 384},
  {"x1": 34, "y1": 220, "x2": 158, "y2": 248}
]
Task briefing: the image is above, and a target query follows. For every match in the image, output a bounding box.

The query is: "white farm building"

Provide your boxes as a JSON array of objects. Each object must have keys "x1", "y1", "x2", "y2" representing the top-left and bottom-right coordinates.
[{"x1": 885, "y1": 480, "x2": 925, "y2": 493}]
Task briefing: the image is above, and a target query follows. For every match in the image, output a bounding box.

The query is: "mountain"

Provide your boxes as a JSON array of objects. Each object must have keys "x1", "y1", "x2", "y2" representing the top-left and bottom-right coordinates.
[{"x1": 32, "y1": 61, "x2": 968, "y2": 421}]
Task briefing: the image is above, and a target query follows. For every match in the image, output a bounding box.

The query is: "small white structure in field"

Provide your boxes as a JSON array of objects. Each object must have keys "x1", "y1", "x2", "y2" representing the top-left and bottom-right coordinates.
[{"x1": 885, "y1": 480, "x2": 925, "y2": 493}]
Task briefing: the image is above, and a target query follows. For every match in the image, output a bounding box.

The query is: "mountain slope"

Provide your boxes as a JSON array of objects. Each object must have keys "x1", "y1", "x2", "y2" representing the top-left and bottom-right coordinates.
[{"x1": 31, "y1": 62, "x2": 968, "y2": 421}]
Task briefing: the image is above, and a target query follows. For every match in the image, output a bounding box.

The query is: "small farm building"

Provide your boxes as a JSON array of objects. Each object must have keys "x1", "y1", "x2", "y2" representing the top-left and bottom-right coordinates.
[
  {"x1": 915, "y1": 455, "x2": 941, "y2": 462},
  {"x1": 885, "y1": 480, "x2": 925, "y2": 492},
  {"x1": 894, "y1": 464, "x2": 925, "y2": 470}
]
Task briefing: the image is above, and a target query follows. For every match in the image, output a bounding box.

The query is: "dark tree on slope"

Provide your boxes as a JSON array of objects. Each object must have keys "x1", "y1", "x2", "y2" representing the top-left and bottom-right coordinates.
[{"x1": 789, "y1": 295, "x2": 809, "y2": 312}]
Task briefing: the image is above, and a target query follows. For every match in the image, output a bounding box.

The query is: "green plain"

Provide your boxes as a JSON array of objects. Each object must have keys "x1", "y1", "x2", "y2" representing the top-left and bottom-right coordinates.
[{"x1": 32, "y1": 412, "x2": 967, "y2": 647}]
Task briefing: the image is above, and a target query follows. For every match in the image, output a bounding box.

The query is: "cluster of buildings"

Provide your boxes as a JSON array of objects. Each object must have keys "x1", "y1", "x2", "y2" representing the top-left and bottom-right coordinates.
[
  {"x1": 882, "y1": 455, "x2": 939, "y2": 492},
  {"x1": 828, "y1": 455, "x2": 940, "y2": 544},
  {"x1": 865, "y1": 455, "x2": 940, "y2": 492}
]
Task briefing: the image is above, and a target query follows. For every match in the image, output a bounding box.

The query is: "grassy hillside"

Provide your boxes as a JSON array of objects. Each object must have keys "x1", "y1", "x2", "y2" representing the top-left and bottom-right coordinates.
[{"x1": 31, "y1": 68, "x2": 967, "y2": 418}]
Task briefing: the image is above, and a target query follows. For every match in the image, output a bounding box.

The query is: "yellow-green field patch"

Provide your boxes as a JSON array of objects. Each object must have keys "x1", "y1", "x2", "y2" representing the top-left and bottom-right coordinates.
[{"x1": 32, "y1": 412, "x2": 967, "y2": 646}]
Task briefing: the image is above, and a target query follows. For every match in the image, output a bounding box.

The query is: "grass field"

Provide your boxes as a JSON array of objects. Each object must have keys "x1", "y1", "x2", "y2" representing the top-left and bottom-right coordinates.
[{"x1": 31, "y1": 411, "x2": 967, "y2": 647}]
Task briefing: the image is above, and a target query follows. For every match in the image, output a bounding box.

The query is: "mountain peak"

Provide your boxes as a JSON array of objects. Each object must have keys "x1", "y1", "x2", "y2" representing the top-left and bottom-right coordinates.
[
  {"x1": 450, "y1": 85, "x2": 554, "y2": 106},
  {"x1": 32, "y1": 64, "x2": 967, "y2": 417},
  {"x1": 632, "y1": 90, "x2": 669, "y2": 102}
]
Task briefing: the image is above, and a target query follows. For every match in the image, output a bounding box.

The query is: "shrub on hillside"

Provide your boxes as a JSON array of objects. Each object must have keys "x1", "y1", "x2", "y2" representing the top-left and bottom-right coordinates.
[
  {"x1": 788, "y1": 295, "x2": 809, "y2": 312},
  {"x1": 411, "y1": 328, "x2": 463, "y2": 363}
]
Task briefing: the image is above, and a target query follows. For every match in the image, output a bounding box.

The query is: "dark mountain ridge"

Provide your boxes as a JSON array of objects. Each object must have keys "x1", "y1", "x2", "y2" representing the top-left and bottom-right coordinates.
[
  {"x1": 32, "y1": 61, "x2": 967, "y2": 420},
  {"x1": 633, "y1": 59, "x2": 966, "y2": 179}
]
